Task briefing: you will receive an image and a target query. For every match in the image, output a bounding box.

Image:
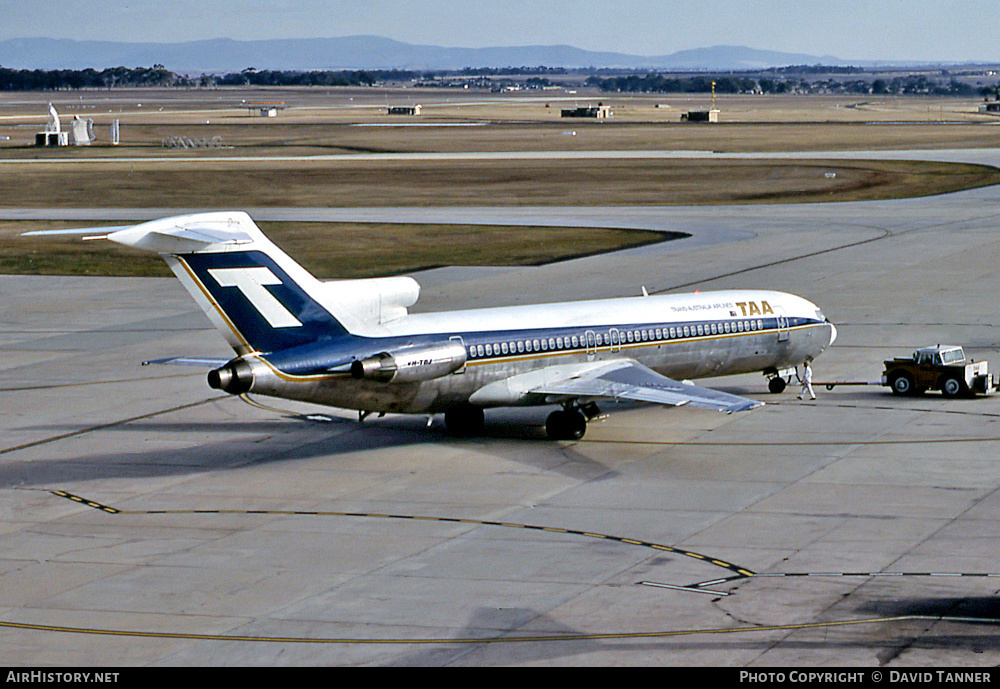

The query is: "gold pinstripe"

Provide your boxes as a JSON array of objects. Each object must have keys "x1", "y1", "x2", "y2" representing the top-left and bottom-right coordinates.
[
  {"x1": 175, "y1": 256, "x2": 254, "y2": 352},
  {"x1": 0, "y1": 615, "x2": 938, "y2": 644}
]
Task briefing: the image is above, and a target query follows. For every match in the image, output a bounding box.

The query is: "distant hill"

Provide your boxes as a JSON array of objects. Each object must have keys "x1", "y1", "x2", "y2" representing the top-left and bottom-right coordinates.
[{"x1": 0, "y1": 36, "x2": 852, "y2": 73}]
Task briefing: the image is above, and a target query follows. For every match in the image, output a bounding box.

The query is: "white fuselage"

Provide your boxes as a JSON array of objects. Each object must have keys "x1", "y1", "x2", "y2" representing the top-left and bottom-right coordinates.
[{"x1": 244, "y1": 289, "x2": 836, "y2": 415}]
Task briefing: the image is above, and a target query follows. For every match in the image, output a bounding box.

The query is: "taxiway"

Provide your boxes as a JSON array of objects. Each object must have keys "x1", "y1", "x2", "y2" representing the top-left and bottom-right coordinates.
[{"x1": 3, "y1": 151, "x2": 1000, "y2": 665}]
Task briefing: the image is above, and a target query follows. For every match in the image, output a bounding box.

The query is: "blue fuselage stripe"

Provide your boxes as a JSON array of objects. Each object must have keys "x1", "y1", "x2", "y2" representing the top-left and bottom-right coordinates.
[{"x1": 263, "y1": 315, "x2": 822, "y2": 377}]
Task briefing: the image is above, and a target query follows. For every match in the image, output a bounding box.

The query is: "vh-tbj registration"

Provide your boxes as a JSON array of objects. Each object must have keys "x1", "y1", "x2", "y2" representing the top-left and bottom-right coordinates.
[{"x1": 30, "y1": 212, "x2": 837, "y2": 439}]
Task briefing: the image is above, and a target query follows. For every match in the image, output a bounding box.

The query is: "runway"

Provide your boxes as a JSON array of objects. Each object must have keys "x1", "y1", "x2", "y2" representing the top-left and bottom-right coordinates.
[{"x1": 3, "y1": 151, "x2": 1000, "y2": 665}]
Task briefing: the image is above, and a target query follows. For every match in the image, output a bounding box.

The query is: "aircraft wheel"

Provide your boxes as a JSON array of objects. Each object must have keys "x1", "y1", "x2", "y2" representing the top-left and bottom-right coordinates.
[
  {"x1": 768, "y1": 376, "x2": 787, "y2": 394},
  {"x1": 444, "y1": 406, "x2": 485, "y2": 436},
  {"x1": 546, "y1": 409, "x2": 587, "y2": 441}
]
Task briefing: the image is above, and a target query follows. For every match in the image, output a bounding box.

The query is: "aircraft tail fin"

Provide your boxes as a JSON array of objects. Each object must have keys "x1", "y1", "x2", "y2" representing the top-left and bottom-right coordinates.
[{"x1": 96, "y1": 212, "x2": 419, "y2": 355}]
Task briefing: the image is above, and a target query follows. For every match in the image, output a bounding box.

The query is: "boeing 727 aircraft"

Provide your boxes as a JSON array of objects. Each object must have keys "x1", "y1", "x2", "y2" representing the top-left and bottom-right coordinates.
[{"x1": 31, "y1": 212, "x2": 837, "y2": 439}]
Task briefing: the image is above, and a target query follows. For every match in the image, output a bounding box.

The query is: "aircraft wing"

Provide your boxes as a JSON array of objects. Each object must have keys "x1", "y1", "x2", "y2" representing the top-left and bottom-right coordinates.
[{"x1": 530, "y1": 360, "x2": 763, "y2": 413}]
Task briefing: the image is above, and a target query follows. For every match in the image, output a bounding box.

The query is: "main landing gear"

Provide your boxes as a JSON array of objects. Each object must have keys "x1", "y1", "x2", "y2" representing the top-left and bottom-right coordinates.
[
  {"x1": 546, "y1": 402, "x2": 600, "y2": 441},
  {"x1": 444, "y1": 405, "x2": 485, "y2": 437},
  {"x1": 443, "y1": 402, "x2": 599, "y2": 441}
]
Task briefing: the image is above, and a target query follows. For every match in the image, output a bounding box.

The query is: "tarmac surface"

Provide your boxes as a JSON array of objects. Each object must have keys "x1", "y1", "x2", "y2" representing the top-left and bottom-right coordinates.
[{"x1": 3, "y1": 150, "x2": 1000, "y2": 666}]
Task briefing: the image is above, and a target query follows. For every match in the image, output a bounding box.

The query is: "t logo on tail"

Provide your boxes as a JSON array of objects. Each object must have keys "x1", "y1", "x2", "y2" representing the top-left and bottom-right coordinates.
[{"x1": 207, "y1": 266, "x2": 303, "y2": 328}]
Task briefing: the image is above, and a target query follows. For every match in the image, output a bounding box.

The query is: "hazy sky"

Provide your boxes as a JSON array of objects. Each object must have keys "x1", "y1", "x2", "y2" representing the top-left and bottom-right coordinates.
[{"x1": 1, "y1": 0, "x2": 997, "y2": 63}]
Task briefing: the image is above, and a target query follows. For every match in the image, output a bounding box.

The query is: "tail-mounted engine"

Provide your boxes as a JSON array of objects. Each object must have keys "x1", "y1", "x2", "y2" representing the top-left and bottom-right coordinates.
[
  {"x1": 350, "y1": 341, "x2": 467, "y2": 384},
  {"x1": 208, "y1": 358, "x2": 255, "y2": 394}
]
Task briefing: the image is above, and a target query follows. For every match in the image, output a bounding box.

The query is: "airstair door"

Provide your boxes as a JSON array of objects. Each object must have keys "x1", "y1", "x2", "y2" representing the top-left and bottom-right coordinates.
[{"x1": 450, "y1": 335, "x2": 467, "y2": 373}]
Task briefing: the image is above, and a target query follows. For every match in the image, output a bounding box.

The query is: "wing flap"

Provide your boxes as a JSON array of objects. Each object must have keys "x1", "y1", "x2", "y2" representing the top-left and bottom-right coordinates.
[{"x1": 531, "y1": 360, "x2": 763, "y2": 413}]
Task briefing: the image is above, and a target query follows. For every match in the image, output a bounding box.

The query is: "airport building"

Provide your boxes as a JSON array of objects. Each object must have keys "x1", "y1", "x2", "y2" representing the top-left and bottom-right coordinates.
[
  {"x1": 561, "y1": 105, "x2": 612, "y2": 118},
  {"x1": 387, "y1": 105, "x2": 422, "y2": 115},
  {"x1": 682, "y1": 108, "x2": 720, "y2": 123},
  {"x1": 246, "y1": 102, "x2": 285, "y2": 117}
]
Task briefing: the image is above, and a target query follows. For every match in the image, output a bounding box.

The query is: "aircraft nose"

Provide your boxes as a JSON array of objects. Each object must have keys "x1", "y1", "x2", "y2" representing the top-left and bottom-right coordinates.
[{"x1": 828, "y1": 322, "x2": 838, "y2": 347}]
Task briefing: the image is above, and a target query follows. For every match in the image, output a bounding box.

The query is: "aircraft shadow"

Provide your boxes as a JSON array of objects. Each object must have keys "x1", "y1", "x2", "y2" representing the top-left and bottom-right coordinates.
[{"x1": 2, "y1": 409, "x2": 613, "y2": 489}]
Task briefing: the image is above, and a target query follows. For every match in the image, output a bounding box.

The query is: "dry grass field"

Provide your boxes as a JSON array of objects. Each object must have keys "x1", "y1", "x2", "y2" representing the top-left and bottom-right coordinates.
[
  {"x1": 0, "y1": 221, "x2": 681, "y2": 278},
  {"x1": 0, "y1": 158, "x2": 996, "y2": 208},
  {"x1": 3, "y1": 88, "x2": 999, "y2": 155},
  {"x1": 2, "y1": 86, "x2": 999, "y2": 276}
]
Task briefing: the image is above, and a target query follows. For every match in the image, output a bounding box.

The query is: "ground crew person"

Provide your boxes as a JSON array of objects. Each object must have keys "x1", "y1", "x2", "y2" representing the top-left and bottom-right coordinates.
[{"x1": 798, "y1": 359, "x2": 816, "y2": 400}]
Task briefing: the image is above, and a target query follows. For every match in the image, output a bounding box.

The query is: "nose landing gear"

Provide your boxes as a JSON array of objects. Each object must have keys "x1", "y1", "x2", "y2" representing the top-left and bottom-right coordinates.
[{"x1": 765, "y1": 367, "x2": 795, "y2": 394}]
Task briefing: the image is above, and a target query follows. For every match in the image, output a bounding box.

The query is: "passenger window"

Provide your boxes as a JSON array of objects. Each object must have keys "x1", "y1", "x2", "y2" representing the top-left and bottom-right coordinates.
[
  {"x1": 517, "y1": 341, "x2": 524, "y2": 353},
  {"x1": 485, "y1": 344, "x2": 493, "y2": 356},
  {"x1": 669, "y1": 327, "x2": 676, "y2": 338}
]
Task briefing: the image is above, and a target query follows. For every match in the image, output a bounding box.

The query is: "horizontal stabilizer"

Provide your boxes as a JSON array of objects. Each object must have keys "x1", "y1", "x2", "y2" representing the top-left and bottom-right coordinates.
[
  {"x1": 23, "y1": 214, "x2": 256, "y2": 253},
  {"x1": 21, "y1": 226, "x2": 136, "y2": 236},
  {"x1": 105, "y1": 214, "x2": 255, "y2": 253},
  {"x1": 141, "y1": 356, "x2": 230, "y2": 367}
]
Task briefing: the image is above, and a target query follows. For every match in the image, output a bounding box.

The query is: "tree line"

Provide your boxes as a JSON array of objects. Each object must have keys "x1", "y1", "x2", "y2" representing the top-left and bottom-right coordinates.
[
  {"x1": 0, "y1": 65, "x2": 422, "y2": 90},
  {"x1": 214, "y1": 68, "x2": 420, "y2": 87},
  {"x1": 0, "y1": 65, "x2": 177, "y2": 90},
  {"x1": 0, "y1": 64, "x2": 993, "y2": 98},
  {"x1": 586, "y1": 72, "x2": 989, "y2": 97}
]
